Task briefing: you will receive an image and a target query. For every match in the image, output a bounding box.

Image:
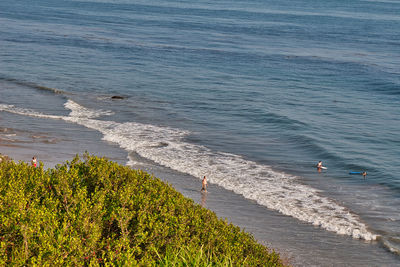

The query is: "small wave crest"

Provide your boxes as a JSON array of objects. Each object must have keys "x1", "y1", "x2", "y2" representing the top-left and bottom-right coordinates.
[
  {"x1": 382, "y1": 237, "x2": 400, "y2": 255},
  {"x1": 64, "y1": 100, "x2": 114, "y2": 118},
  {"x1": 0, "y1": 77, "x2": 66, "y2": 95},
  {"x1": 0, "y1": 104, "x2": 64, "y2": 120},
  {"x1": 0, "y1": 100, "x2": 378, "y2": 241}
]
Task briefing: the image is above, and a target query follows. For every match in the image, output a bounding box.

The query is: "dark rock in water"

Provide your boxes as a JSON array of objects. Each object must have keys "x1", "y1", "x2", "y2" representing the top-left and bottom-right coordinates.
[{"x1": 111, "y1": 95, "x2": 124, "y2": 99}]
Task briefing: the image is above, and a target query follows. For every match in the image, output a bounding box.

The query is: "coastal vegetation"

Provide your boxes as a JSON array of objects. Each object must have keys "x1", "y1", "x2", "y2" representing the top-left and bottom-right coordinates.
[{"x1": 0, "y1": 154, "x2": 285, "y2": 266}]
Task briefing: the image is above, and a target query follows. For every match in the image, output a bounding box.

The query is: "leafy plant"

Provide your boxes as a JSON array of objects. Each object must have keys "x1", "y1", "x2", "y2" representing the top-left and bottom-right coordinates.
[{"x1": 0, "y1": 153, "x2": 286, "y2": 266}]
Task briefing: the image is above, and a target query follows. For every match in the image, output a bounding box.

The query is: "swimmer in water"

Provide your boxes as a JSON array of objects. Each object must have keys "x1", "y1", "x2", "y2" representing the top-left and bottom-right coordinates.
[{"x1": 317, "y1": 161, "x2": 323, "y2": 172}]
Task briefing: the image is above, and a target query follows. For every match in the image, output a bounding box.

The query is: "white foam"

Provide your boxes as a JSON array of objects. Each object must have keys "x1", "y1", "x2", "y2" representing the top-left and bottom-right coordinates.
[
  {"x1": 64, "y1": 100, "x2": 114, "y2": 118},
  {"x1": 0, "y1": 104, "x2": 64, "y2": 120},
  {"x1": 0, "y1": 100, "x2": 378, "y2": 241}
]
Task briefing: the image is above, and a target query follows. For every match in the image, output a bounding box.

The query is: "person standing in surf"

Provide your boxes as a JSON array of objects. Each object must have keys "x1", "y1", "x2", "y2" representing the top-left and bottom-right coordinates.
[{"x1": 201, "y1": 176, "x2": 208, "y2": 192}]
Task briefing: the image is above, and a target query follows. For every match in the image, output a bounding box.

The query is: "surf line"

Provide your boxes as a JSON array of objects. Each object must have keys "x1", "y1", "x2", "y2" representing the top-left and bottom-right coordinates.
[{"x1": 0, "y1": 100, "x2": 378, "y2": 241}]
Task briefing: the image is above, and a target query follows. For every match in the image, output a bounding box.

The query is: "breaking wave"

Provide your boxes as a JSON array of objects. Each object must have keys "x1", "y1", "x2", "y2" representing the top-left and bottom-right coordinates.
[{"x1": 0, "y1": 99, "x2": 378, "y2": 241}]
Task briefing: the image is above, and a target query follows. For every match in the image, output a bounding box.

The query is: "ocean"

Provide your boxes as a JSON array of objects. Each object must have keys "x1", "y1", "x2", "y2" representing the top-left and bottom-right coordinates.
[{"x1": 1, "y1": 0, "x2": 400, "y2": 265}]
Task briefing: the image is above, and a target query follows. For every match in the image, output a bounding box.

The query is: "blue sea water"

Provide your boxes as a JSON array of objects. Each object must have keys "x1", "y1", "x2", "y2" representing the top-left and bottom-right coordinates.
[{"x1": 1, "y1": 0, "x2": 400, "y2": 265}]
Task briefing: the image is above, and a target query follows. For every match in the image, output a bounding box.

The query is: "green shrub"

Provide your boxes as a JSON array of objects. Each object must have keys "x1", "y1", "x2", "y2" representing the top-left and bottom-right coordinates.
[{"x1": 0, "y1": 153, "x2": 285, "y2": 266}]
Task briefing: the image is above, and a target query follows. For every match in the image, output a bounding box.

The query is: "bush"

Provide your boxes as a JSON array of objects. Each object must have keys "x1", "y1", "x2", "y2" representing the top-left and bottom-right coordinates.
[{"x1": 0, "y1": 154, "x2": 285, "y2": 266}]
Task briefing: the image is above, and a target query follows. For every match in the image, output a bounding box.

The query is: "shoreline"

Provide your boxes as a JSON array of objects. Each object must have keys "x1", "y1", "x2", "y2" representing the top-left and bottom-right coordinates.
[{"x1": 1, "y1": 144, "x2": 399, "y2": 266}]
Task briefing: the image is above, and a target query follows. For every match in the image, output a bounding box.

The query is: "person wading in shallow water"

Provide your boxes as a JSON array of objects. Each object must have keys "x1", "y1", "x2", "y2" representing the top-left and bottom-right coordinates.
[{"x1": 201, "y1": 176, "x2": 208, "y2": 192}]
